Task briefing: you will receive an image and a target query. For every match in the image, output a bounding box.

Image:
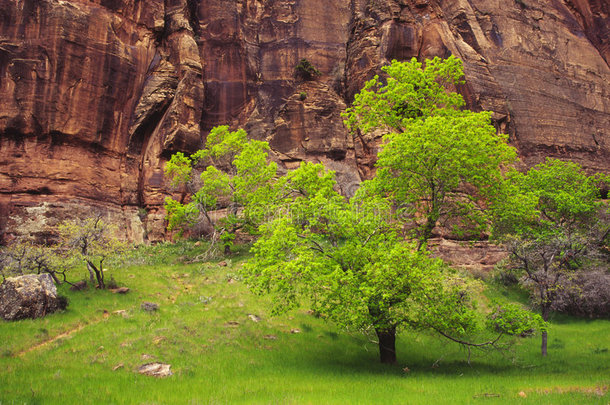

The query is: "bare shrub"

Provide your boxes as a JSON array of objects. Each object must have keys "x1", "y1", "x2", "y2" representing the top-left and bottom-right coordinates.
[{"x1": 552, "y1": 270, "x2": 610, "y2": 318}]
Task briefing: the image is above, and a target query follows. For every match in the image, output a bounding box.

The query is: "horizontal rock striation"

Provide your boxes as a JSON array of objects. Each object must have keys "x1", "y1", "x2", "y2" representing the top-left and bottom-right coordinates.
[{"x1": 0, "y1": 0, "x2": 608, "y2": 242}]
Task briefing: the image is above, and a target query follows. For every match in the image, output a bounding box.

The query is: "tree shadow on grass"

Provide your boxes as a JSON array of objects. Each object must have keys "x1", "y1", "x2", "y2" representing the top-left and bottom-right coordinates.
[{"x1": 262, "y1": 331, "x2": 520, "y2": 378}]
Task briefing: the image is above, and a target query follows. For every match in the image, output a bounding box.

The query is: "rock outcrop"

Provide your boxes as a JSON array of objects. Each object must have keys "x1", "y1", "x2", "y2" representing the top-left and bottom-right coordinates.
[
  {"x1": 0, "y1": 0, "x2": 608, "y2": 242},
  {"x1": 0, "y1": 273, "x2": 62, "y2": 320}
]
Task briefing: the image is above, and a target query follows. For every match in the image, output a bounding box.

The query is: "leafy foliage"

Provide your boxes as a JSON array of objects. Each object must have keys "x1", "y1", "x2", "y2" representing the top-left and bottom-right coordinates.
[
  {"x1": 492, "y1": 158, "x2": 607, "y2": 239},
  {"x1": 0, "y1": 241, "x2": 67, "y2": 284},
  {"x1": 488, "y1": 302, "x2": 546, "y2": 337},
  {"x1": 295, "y1": 58, "x2": 321, "y2": 80},
  {"x1": 373, "y1": 110, "x2": 516, "y2": 246},
  {"x1": 491, "y1": 158, "x2": 610, "y2": 354},
  {"x1": 164, "y1": 126, "x2": 277, "y2": 252},
  {"x1": 58, "y1": 216, "x2": 127, "y2": 289},
  {"x1": 344, "y1": 56, "x2": 517, "y2": 247},
  {"x1": 344, "y1": 56, "x2": 465, "y2": 135},
  {"x1": 243, "y1": 163, "x2": 542, "y2": 363}
]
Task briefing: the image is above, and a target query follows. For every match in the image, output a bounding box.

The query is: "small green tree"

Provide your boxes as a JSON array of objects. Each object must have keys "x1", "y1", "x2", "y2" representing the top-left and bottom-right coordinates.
[
  {"x1": 0, "y1": 241, "x2": 68, "y2": 284},
  {"x1": 58, "y1": 216, "x2": 127, "y2": 289},
  {"x1": 344, "y1": 57, "x2": 517, "y2": 248},
  {"x1": 164, "y1": 126, "x2": 277, "y2": 254},
  {"x1": 295, "y1": 58, "x2": 321, "y2": 80},
  {"x1": 243, "y1": 163, "x2": 543, "y2": 364},
  {"x1": 491, "y1": 158, "x2": 609, "y2": 356}
]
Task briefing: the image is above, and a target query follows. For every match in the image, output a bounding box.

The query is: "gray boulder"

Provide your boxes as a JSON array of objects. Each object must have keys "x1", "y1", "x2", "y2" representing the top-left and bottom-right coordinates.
[{"x1": 0, "y1": 274, "x2": 62, "y2": 320}]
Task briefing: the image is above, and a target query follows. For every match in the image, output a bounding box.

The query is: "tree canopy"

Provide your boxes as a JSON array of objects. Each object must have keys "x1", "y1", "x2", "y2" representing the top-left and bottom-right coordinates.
[
  {"x1": 344, "y1": 56, "x2": 466, "y2": 135},
  {"x1": 58, "y1": 216, "x2": 127, "y2": 289},
  {"x1": 491, "y1": 158, "x2": 609, "y2": 355},
  {"x1": 243, "y1": 163, "x2": 543, "y2": 363},
  {"x1": 344, "y1": 56, "x2": 517, "y2": 248},
  {"x1": 164, "y1": 126, "x2": 277, "y2": 253},
  {"x1": 165, "y1": 57, "x2": 546, "y2": 365}
]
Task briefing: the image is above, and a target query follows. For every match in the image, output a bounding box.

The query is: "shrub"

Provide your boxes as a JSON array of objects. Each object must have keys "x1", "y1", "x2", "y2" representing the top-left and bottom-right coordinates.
[
  {"x1": 295, "y1": 59, "x2": 321, "y2": 80},
  {"x1": 57, "y1": 295, "x2": 69, "y2": 311},
  {"x1": 552, "y1": 271, "x2": 610, "y2": 318}
]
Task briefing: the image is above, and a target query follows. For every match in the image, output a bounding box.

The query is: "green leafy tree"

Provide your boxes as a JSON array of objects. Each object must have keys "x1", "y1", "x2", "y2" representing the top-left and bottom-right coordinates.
[
  {"x1": 243, "y1": 163, "x2": 543, "y2": 364},
  {"x1": 58, "y1": 216, "x2": 127, "y2": 289},
  {"x1": 344, "y1": 56, "x2": 517, "y2": 248},
  {"x1": 164, "y1": 126, "x2": 277, "y2": 254},
  {"x1": 491, "y1": 158, "x2": 609, "y2": 356},
  {"x1": 375, "y1": 110, "x2": 516, "y2": 247},
  {"x1": 344, "y1": 55, "x2": 465, "y2": 135}
]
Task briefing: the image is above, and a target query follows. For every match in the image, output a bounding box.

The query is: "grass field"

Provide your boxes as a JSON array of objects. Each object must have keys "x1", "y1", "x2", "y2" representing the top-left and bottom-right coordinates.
[{"x1": 1, "y1": 242, "x2": 608, "y2": 404}]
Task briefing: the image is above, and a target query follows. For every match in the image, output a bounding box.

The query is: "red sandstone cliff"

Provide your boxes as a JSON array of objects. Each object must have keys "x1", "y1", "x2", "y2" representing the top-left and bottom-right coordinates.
[{"x1": 0, "y1": 0, "x2": 608, "y2": 242}]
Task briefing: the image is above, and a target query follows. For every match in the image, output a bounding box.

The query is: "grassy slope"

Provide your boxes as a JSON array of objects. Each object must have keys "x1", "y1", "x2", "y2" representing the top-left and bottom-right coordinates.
[{"x1": 0, "y1": 243, "x2": 608, "y2": 404}]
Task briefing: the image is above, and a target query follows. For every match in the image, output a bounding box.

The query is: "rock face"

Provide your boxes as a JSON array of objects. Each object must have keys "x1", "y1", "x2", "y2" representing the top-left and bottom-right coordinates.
[
  {"x1": 0, "y1": 273, "x2": 62, "y2": 320},
  {"x1": 0, "y1": 0, "x2": 608, "y2": 241}
]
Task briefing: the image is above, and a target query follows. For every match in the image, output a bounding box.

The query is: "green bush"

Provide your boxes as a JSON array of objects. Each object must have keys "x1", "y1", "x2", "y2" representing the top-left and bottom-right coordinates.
[{"x1": 295, "y1": 59, "x2": 321, "y2": 80}]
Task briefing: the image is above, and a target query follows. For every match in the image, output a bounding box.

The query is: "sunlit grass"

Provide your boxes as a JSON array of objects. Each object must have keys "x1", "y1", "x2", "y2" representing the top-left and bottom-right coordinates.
[{"x1": 1, "y1": 242, "x2": 608, "y2": 404}]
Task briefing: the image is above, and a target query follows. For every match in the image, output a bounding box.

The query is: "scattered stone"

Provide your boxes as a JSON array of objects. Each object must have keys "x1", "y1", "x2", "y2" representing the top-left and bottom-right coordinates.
[
  {"x1": 141, "y1": 354, "x2": 155, "y2": 360},
  {"x1": 263, "y1": 334, "x2": 277, "y2": 340},
  {"x1": 0, "y1": 274, "x2": 62, "y2": 321},
  {"x1": 110, "y1": 287, "x2": 130, "y2": 294},
  {"x1": 138, "y1": 362, "x2": 172, "y2": 378},
  {"x1": 248, "y1": 314, "x2": 261, "y2": 322},
  {"x1": 141, "y1": 302, "x2": 159, "y2": 312},
  {"x1": 113, "y1": 310, "x2": 129, "y2": 318},
  {"x1": 225, "y1": 321, "x2": 240, "y2": 327},
  {"x1": 290, "y1": 328, "x2": 301, "y2": 334},
  {"x1": 218, "y1": 261, "x2": 227, "y2": 267},
  {"x1": 112, "y1": 363, "x2": 124, "y2": 371},
  {"x1": 70, "y1": 280, "x2": 88, "y2": 291}
]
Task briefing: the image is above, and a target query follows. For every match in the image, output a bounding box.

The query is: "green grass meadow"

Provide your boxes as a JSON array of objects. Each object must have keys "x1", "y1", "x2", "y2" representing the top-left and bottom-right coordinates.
[{"x1": 1, "y1": 242, "x2": 608, "y2": 404}]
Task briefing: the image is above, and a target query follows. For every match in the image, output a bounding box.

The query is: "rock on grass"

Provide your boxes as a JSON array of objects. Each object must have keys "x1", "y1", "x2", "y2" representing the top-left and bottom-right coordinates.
[
  {"x1": 0, "y1": 274, "x2": 63, "y2": 321},
  {"x1": 138, "y1": 363, "x2": 172, "y2": 378}
]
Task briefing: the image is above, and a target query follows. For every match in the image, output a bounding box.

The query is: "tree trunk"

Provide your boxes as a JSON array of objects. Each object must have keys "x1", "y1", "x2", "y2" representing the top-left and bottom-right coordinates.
[
  {"x1": 541, "y1": 305, "x2": 550, "y2": 357},
  {"x1": 86, "y1": 262, "x2": 96, "y2": 284},
  {"x1": 417, "y1": 214, "x2": 438, "y2": 251},
  {"x1": 541, "y1": 330, "x2": 548, "y2": 357},
  {"x1": 87, "y1": 261, "x2": 105, "y2": 289},
  {"x1": 375, "y1": 327, "x2": 397, "y2": 364}
]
